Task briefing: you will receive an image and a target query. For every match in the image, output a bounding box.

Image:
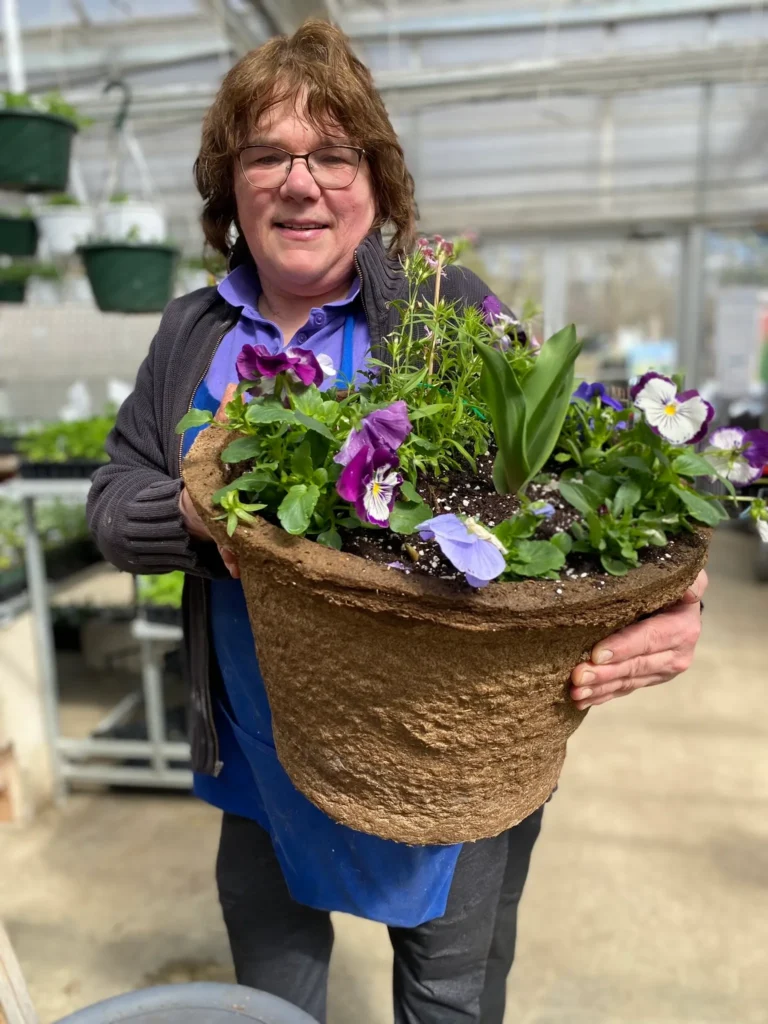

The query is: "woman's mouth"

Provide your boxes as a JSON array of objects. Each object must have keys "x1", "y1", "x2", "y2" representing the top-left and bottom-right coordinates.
[{"x1": 274, "y1": 221, "x2": 329, "y2": 240}]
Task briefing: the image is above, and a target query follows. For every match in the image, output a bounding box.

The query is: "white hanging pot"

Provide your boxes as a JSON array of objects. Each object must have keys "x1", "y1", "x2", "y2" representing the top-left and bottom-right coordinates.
[
  {"x1": 37, "y1": 205, "x2": 96, "y2": 257},
  {"x1": 100, "y1": 201, "x2": 166, "y2": 243}
]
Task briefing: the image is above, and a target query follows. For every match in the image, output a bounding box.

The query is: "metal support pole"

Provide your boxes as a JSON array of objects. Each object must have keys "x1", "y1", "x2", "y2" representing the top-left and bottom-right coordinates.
[
  {"x1": 543, "y1": 244, "x2": 569, "y2": 340},
  {"x1": 139, "y1": 638, "x2": 168, "y2": 773},
  {"x1": 21, "y1": 497, "x2": 64, "y2": 802},
  {"x1": 2, "y1": 0, "x2": 26, "y2": 93}
]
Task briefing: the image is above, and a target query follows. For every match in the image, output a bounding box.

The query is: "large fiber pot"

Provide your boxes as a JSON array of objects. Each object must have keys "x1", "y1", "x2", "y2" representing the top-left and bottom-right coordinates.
[
  {"x1": 79, "y1": 242, "x2": 178, "y2": 313},
  {"x1": 184, "y1": 427, "x2": 710, "y2": 845},
  {"x1": 53, "y1": 982, "x2": 317, "y2": 1023},
  {"x1": 0, "y1": 110, "x2": 77, "y2": 193},
  {"x1": 0, "y1": 214, "x2": 38, "y2": 256}
]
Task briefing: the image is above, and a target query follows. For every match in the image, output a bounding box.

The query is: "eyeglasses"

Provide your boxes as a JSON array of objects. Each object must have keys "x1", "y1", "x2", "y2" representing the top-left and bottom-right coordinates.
[{"x1": 238, "y1": 145, "x2": 365, "y2": 190}]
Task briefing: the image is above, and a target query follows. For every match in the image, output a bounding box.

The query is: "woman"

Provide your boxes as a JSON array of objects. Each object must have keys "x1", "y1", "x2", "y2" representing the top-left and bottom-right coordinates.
[{"x1": 87, "y1": 20, "x2": 707, "y2": 1024}]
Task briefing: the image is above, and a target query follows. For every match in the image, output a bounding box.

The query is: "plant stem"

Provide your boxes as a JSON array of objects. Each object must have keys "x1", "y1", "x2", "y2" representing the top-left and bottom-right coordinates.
[{"x1": 427, "y1": 256, "x2": 444, "y2": 379}]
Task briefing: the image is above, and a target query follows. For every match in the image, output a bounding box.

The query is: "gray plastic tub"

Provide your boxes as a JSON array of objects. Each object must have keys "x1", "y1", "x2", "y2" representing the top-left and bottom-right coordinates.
[{"x1": 53, "y1": 983, "x2": 318, "y2": 1023}]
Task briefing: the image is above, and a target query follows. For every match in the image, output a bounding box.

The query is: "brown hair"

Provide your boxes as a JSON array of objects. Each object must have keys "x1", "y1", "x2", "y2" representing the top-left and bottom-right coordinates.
[{"x1": 194, "y1": 19, "x2": 416, "y2": 261}]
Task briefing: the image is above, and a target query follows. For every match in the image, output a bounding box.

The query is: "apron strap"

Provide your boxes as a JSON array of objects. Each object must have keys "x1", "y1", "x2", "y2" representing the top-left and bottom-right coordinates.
[{"x1": 338, "y1": 314, "x2": 356, "y2": 388}]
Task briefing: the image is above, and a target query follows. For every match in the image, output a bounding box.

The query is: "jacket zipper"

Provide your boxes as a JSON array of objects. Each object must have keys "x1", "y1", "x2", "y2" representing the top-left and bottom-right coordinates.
[
  {"x1": 354, "y1": 251, "x2": 373, "y2": 337},
  {"x1": 178, "y1": 318, "x2": 235, "y2": 776}
]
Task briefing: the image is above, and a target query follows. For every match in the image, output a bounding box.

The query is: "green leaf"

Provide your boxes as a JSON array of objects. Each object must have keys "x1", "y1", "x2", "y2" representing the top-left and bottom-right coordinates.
[
  {"x1": 583, "y1": 471, "x2": 615, "y2": 501},
  {"x1": 619, "y1": 456, "x2": 652, "y2": 475},
  {"x1": 293, "y1": 389, "x2": 324, "y2": 417},
  {"x1": 613, "y1": 480, "x2": 642, "y2": 517},
  {"x1": 294, "y1": 411, "x2": 335, "y2": 440},
  {"x1": 495, "y1": 513, "x2": 537, "y2": 545},
  {"x1": 291, "y1": 441, "x2": 313, "y2": 479},
  {"x1": 221, "y1": 436, "x2": 264, "y2": 463},
  {"x1": 175, "y1": 409, "x2": 213, "y2": 433},
  {"x1": 389, "y1": 499, "x2": 432, "y2": 534},
  {"x1": 554, "y1": 452, "x2": 571, "y2": 463},
  {"x1": 245, "y1": 401, "x2": 296, "y2": 425},
  {"x1": 277, "y1": 484, "x2": 320, "y2": 535},
  {"x1": 316, "y1": 527, "x2": 343, "y2": 550},
  {"x1": 311, "y1": 467, "x2": 328, "y2": 487},
  {"x1": 474, "y1": 337, "x2": 529, "y2": 493},
  {"x1": 550, "y1": 531, "x2": 572, "y2": 555},
  {"x1": 558, "y1": 479, "x2": 598, "y2": 517},
  {"x1": 408, "y1": 403, "x2": 450, "y2": 421},
  {"x1": 600, "y1": 554, "x2": 631, "y2": 576},
  {"x1": 672, "y1": 453, "x2": 718, "y2": 478},
  {"x1": 507, "y1": 539, "x2": 566, "y2": 577},
  {"x1": 400, "y1": 480, "x2": 421, "y2": 503},
  {"x1": 671, "y1": 485, "x2": 727, "y2": 526},
  {"x1": 212, "y1": 472, "x2": 273, "y2": 504}
]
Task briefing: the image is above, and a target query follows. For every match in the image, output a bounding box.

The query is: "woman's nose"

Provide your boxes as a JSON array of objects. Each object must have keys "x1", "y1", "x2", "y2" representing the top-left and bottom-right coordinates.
[{"x1": 280, "y1": 157, "x2": 321, "y2": 200}]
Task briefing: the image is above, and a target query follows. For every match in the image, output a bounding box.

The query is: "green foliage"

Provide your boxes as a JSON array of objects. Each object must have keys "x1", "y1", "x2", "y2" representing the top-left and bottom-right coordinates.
[
  {"x1": 0, "y1": 498, "x2": 91, "y2": 571},
  {"x1": 1, "y1": 90, "x2": 91, "y2": 128},
  {"x1": 136, "y1": 571, "x2": 184, "y2": 608},
  {"x1": 45, "y1": 194, "x2": 80, "y2": 206},
  {"x1": 18, "y1": 411, "x2": 115, "y2": 463},
  {"x1": 0, "y1": 260, "x2": 59, "y2": 283}
]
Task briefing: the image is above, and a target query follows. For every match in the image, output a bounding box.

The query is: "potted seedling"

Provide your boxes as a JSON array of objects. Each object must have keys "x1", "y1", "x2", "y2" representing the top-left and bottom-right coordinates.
[
  {"x1": 181, "y1": 236, "x2": 768, "y2": 846},
  {"x1": 0, "y1": 260, "x2": 59, "y2": 303},
  {"x1": 17, "y1": 410, "x2": 115, "y2": 478},
  {"x1": 0, "y1": 208, "x2": 37, "y2": 257},
  {"x1": 136, "y1": 571, "x2": 184, "y2": 626},
  {"x1": 99, "y1": 191, "x2": 167, "y2": 243},
  {"x1": 0, "y1": 92, "x2": 87, "y2": 193},
  {"x1": 36, "y1": 194, "x2": 95, "y2": 257}
]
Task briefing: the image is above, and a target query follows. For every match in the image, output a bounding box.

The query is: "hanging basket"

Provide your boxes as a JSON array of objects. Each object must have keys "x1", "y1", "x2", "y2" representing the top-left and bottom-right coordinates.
[
  {"x1": 0, "y1": 110, "x2": 77, "y2": 193},
  {"x1": 0, "y1": 215, "x2": 38, "y2": 256},
  {"x1": 0, "y1": 280, "x2": 26, "y2": 304},
  {"x1": 183, "y1": 427, "x2": 711, "y2": 846},
  {"x1": 78, "y1": 242, "x2": 179, "y2": 314}
]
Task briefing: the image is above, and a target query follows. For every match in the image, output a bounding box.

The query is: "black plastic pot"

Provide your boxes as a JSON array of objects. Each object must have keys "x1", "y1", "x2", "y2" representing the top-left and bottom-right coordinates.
[
  {"x1": 0, "y1": 110, "x2": 77, "y2": 193},
  {"x1": 19, "y1": 459, "x2": 105, "y2": 479},
  {"x1": 46, "y1": 538, "x2": 103, "y2": 581},
  {"x1": 0, "y1": 280, "x2": 26, "y2": 303},
  {"x1": 0, "y1": 435, "x2": 20, "y2": 455},
  {"x1": 142, "y1": 604, "x2": 183, "y2": 627},
  {"x1": 79, "y1": 242, "x2": 179, "y2": 314},
  {"x1": 0, "y1": 565, "x2": 26, "y2": 604},
  {"x1": 0, "y1": 215, "x2": 38, "y2": 256}
]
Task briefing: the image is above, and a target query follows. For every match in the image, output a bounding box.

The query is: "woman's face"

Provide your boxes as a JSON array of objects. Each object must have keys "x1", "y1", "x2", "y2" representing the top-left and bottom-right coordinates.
[{"x1": 234, "y1": 97, "x2": 377, "y2": 298}]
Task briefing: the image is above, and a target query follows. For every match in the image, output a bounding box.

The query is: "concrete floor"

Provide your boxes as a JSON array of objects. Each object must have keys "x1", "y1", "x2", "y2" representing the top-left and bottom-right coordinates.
[{"x1": 2, "y1": 527, "x2": 767, "y2": 1024}]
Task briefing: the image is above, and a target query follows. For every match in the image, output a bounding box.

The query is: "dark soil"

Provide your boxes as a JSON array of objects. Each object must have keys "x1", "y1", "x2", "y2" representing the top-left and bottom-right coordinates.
[{"x1": 339, "y1": 452, "x2": 683, "y2": 591}]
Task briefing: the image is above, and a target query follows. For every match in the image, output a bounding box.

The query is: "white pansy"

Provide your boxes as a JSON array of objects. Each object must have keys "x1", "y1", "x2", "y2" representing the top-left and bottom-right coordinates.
[
  {"x1": 363, "y1": 466, "x2": 400, "y2": 523},
  {"x1": 632, "y1": 374, "x2": 712, "y2": 445}
]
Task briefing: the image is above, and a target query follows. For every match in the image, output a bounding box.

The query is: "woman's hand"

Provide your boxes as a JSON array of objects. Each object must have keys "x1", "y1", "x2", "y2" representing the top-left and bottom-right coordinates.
[
  {"x1": 570, "y1": 569, "x2": 708, "y2": 709},
  {"x1": 178, "y1": 382, "x2": 241, "y2": 579}
]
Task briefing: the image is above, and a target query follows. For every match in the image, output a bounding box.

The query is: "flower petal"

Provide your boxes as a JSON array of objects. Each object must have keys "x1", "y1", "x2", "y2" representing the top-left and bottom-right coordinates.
[
  {"x1": 709, "y1": 426, "x2": 745, "y2": 452},
  {"x1": 744, "y1": 429, "x2": 768, "y2": 470},
  {"x1": 336, "y1": 445, "x2": 371, "y2": 503},
  {"x1": 481, "y1": 294, "x2": 502, "y2": 325},
  {"x1": 630, "y1": 371, "x2": 674, "y2": 403}
]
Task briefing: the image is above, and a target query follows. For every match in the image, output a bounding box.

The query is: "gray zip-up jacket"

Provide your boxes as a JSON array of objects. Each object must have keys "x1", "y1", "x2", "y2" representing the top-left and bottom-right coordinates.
[{"x1": 87, "y1": 231, "x2": 500, "y2": 776}]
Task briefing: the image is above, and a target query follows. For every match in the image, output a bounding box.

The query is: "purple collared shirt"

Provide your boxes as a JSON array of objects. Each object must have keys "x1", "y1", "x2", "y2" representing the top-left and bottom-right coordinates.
[{"x1": 208, "y1": 263, "x2": 370, "y2": 402}]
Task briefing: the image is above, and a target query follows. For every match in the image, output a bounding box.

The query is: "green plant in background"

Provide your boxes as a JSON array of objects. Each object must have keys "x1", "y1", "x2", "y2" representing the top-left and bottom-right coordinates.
[
  {"x1": 0, "y1": 90, "x2": 91, "y2": 128},
  {"x1": 136, "y1": 571, "x2": 184, "y2": 608},
  {"x1": 17, "y1": 410, "x2": 115, "y2": 464},
  {"x1": 0, "y1": 260, "x2": 59, "y2": 283},
  {"x1": 108, "y1": 192, "x2": 131, "y2": 203},
  {"x1": 44, "y1": 193, "x2": 80, "y2": 206},
  {"x1": 0, "y1": 498, "x2": 91, "y2": 572}
]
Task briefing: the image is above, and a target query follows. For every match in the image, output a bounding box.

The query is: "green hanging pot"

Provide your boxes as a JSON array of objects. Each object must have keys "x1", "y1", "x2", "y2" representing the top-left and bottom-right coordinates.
[
  {"x1": 0, "y1": 280, "x2": 27, "y2": 303},
  {"x1": 0, "y1": 110, "x2": 78, "y2": 193},
  {"x1": 0, "y1": 215, "x2": 38, "y2": 256},
  {"x1": 79, "y1": 242, "x2": 179, "y2": 314}
]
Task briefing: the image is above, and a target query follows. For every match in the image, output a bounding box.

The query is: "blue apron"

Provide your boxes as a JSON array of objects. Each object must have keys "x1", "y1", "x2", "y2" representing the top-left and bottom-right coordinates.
[{"x1": 182, "y1": 317, "x2": 463, "y2": 927}]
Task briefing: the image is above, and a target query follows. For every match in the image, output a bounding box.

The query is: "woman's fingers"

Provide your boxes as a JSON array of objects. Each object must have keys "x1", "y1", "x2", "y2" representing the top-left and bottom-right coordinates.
[{"x1": 218, "y1": 545, "x2": 241, "y2": 579}]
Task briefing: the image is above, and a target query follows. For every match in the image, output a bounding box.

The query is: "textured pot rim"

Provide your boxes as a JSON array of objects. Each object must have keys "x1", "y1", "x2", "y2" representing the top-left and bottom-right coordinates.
[
  {"x1": 184, "y1": 424, "x2": 711, "y2": 628},
  {"x1": 0, "y1": 108, "x2": 78, "y2": 132},
  {"x1": 77, "y1": 242, "x2": 179, "y2": 255}
]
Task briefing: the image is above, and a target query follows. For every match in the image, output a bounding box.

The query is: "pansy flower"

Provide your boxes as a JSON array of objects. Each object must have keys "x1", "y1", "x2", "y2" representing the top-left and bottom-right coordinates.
[
  {"x1": 481, "y1": 294, "x2": 526, "y2": 349},
  {"x1": 236, "y1": 344, "x2": 324, "y2": 390},
  {"x1": 418, "y1": 514, "x2": 507, "y2": 588},
  {"x1": 572, "y1": 381, "x2": 624, "y2": 412},
  {"x1": 334, "y1": 401, "x2": 412, "y2": 467},
  {"x1": 631, "y1": 372, "x2": 713, "y2": 445},
  {"x1": 336, "y1": 446, "x2": 402, "y2": 527},
  {"x1": 705, "y1": 426, "x2": 768, "y2": 486}
]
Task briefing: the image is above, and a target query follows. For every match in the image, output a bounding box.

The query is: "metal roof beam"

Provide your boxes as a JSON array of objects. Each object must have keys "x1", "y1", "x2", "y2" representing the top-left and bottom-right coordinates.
[
  {"x1": 344, "y1": 0, "x2": 765, "y2": 41},
  {"x1": 243, "y1": 0, "x2": 334, "y2": 35}
]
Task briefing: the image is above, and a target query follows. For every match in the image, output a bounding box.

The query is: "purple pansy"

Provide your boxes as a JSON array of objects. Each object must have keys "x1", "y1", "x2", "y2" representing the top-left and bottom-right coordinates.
[
  {"x1": 573, "y1": 381, "x2": 624, "y2": 412},
  {"x1": 334, "y1": 401, "x2": 413, "y2": 467},
  {"x1": 706, "y1": 426, "x2": 768, "y2": 486},
  {"x1": 336, "y1": 445, "x2": 402, "y2": 527},
  {"x1": 631, "y1": 372, "x2": 714, "y2": 445},
  {"x1": 418, "y1": 514, "x2": 507, "y2": 588},
  {"x1": 530, "y1": 502, "x2": 555, "y2": 518},
  {"x1": 481, "y1": 294, "x2": 503, "y2": 325},
  {"x1": 236, "y1": 344, "x2": 324, "y2": 390}
]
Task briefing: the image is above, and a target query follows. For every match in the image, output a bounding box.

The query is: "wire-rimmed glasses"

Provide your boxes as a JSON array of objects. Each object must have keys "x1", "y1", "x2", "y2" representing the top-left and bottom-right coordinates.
[{"x1": 238, "y1": 145, "x2": 365, "y2": 190}]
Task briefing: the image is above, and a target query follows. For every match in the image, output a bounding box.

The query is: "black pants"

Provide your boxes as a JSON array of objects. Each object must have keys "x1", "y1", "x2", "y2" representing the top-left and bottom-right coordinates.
[{"x1": 216, "y1": 807, "x2": 543, "y2": 1024}]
